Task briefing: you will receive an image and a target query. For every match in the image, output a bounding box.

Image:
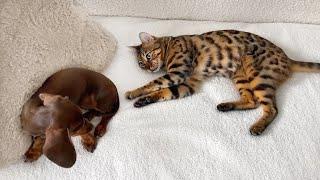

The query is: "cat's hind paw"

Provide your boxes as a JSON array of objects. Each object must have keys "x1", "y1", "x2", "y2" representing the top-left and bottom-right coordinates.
[{"x1": 249, "y1": 124, "x2": 266, "y2": 136}]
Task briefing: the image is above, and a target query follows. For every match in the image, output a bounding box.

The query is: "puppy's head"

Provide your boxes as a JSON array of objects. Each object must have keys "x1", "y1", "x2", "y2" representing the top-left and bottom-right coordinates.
[{"x1": 39, "y1": 93, "x2": 85, "y2": 168}]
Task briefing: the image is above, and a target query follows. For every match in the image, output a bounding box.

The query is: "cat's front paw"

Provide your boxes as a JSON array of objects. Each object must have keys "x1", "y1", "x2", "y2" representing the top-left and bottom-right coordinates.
[
  {"x1": 249, "y1": 124, "x2": 266, "y2": 136},
  {"x1": 125, "y1": 90, "x2": 140, "y2": 100},
  {"x1": 134, "y1": 97, "x2": 156, "y2": 108},
  {"x1": 217, "y1": 103, "x2": 235, "y2": 112}
]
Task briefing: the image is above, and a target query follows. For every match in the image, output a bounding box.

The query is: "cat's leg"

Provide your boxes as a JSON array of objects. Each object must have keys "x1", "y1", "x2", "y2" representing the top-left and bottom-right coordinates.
[
  {"x1": 126, "y1": 66, "x2": 191, "y2": 100},
  {"x1": 217, "y1": 68, "x2": 258, "y2": 111},
  {"x1": 249, "y1": 76, "x2": 278, "y2": 135},
  {"x1": 134, "y1": 75, "x2": 202, "y2": 107}
]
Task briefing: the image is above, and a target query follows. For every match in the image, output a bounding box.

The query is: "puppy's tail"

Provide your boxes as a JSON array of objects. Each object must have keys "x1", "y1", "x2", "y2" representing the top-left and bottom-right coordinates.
[{"x1": 290, "y1": 59, "x2": 320, "y2": 73}]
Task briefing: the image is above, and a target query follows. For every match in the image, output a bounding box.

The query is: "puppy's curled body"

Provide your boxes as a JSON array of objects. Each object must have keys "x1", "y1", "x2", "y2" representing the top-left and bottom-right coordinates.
[{"x1": 21, "y1": 68, "x2": 119, "y2": 168}]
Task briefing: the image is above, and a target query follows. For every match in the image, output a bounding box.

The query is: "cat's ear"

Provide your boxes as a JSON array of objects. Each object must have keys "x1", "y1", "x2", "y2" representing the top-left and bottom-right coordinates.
[{"x1": 139, "y1": 32, "x2": 155, "y2": 43}]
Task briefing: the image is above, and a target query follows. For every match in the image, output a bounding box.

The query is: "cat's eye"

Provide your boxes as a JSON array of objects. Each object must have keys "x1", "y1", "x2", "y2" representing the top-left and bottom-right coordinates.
[{"x1": 145, "y1": 53, "x2": 151, "y2": 60}]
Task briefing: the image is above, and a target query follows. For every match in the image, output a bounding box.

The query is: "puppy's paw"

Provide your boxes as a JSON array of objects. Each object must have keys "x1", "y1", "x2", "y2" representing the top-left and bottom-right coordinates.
[
  {"x1": 217, "y1": 103, "x2": 234, "y2": 112},
  {"x1": 134, "y1": 97, "x2": 155, "y2": 108},
  {"x1": 249, "y1": 124, "x2": 266, "y2": 136},
  {"x1": 81, "y1": 137, "x2": 97, "y2": 153},
  {"x1": 23, "y1": 150, "x2": 41, "y2": 162},
  {"x1": 94, "y1": 124, "x2": 107, "y2": 138}
]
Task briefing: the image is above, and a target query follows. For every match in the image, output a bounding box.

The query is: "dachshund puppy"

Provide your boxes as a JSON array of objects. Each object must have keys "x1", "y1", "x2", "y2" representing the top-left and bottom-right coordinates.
[{"x1": 20, "y1": 68, "x2": 119, "y2": 168}]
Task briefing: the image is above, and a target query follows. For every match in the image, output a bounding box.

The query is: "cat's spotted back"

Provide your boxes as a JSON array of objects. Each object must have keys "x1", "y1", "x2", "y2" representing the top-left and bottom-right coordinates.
[{"x1": 126, "y1": 30, "x2": 320, "y2": 135}]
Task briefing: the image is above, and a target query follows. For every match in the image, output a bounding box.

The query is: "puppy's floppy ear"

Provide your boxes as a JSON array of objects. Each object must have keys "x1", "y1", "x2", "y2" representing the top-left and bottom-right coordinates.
[
  {"x1": 43, "y1": 127, "x2": 76, "y2": 168},
  {"x1": 139, "y1": 32, "x2": 155, "y2": 43}
]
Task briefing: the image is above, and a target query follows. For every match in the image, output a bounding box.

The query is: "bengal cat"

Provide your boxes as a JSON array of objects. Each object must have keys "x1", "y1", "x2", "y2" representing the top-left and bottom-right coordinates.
[{"x1": 125, "y1": 30, "x2": 320, "y2": 135}]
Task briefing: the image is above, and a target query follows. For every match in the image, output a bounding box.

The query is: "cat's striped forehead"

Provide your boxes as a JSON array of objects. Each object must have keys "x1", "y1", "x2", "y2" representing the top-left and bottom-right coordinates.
[{"x1": 140, "y1": 40, "x2": 161, "y2": 53}]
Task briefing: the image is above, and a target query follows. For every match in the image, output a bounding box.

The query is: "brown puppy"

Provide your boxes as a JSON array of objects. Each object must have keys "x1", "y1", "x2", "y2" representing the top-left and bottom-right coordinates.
[{"x1": 20, "y1": 68, "x2": 119, "y2": 168}]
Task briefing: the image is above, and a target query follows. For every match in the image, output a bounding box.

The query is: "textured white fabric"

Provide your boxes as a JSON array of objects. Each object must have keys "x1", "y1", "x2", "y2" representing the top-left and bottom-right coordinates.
[
  {"x1": 1, "y1": 17, "x2": 320, "y2": 179},
  {"x1": 74, "y1": 0, "x2": 320, "y2": 24},
  {"x1": 0, "y1": 0, "x2": 116, "y2": 168}
]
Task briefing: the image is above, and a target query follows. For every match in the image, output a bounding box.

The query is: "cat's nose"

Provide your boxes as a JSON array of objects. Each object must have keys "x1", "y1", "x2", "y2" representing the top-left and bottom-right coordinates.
[{"x1": 138, "y1": 62, "x2": 144, "y2": 67}]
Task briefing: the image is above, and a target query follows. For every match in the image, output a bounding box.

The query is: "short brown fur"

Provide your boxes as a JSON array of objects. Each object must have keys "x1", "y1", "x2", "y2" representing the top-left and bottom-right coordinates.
[{"x1": 21, "y1": 68, "x2": 119, "y2": 167}]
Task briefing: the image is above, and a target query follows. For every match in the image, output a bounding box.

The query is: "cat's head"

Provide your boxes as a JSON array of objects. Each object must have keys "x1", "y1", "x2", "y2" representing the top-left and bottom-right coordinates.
[{"x1": 131, "y1": 32, "x2": 165, "y2": 73}]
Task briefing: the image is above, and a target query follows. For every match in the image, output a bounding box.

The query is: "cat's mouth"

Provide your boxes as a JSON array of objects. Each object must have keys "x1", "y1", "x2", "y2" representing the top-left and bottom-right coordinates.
[
  {"x1": 148, "y1": 61, "x2": 163, "y2": 73},
  {"x1": 149, "y1": 66, "x2": 161, "y2": 72}
]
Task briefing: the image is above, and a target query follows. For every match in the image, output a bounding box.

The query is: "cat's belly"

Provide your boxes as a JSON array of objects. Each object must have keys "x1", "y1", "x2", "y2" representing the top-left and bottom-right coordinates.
[
  {"x1": 205, "y1": 67, "x2": 236, "y2": 78},
  {"x1": 194, "y1": 58, "x2": 239, "y2": 78}
]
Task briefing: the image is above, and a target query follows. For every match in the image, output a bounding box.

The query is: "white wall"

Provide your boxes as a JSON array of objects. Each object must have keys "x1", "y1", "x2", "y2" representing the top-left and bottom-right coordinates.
[{"x1": 75, "y1": 0, "x2": 320, "y2": 24}]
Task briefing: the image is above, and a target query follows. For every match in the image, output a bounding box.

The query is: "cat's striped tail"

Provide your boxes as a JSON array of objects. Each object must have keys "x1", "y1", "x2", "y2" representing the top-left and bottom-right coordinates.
[{"x1": 290, "y1": 59, "x2": 320, "y2": 73}]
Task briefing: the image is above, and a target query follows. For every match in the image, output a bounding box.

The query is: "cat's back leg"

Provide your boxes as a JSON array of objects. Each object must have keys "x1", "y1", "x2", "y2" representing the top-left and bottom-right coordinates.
[
  {"x1": 217, "y1": 57, "x2": 258, "y2": 111},
  {"x1": 248, "y1": 49, "x2": 291, "y2": 135},
  {"x1": 249, "y1": 67, "x2": 279, "y2": 135}
]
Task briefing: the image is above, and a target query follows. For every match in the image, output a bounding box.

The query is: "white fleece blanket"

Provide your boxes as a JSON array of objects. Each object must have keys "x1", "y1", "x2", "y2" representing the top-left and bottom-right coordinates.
[{"x1": 1, "y1": 17, "x2": 320, "y2": 179}]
